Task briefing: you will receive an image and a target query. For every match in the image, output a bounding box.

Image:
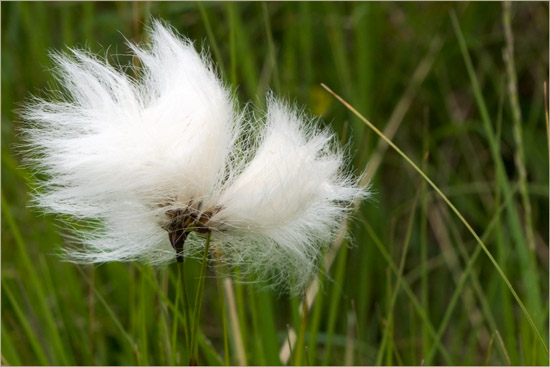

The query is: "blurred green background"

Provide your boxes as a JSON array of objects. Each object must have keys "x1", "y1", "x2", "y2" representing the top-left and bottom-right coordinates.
[{"x1": 2, "y1": 1, "x2": 548, "y2": 365}]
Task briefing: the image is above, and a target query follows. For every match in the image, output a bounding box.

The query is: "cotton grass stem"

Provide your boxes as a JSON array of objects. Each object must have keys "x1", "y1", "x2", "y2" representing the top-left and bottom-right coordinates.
[
  {"x1": 213, "y1": 247, "x2": 231, "y2": 366},
  {"x1": 139, "y1": 266, "x2": 222, "y2": 364},
  {"x1": 178, "y1": 264, "x2": 190, "y2": 355},
  {"x1": 321, "y1": 83, "x2": 550, "y2": 356},
  {"x1": 189, "y1": 232, "x2": 211, "y2": 365},
  {"x1": 172, "y1": 265, "x2": 186, "y2": 364}
]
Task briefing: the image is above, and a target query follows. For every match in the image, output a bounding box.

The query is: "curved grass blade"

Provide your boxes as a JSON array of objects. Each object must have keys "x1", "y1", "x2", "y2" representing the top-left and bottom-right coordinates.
[{"x1": 321, "y1": 83, "x2": 549, "y2": 357}]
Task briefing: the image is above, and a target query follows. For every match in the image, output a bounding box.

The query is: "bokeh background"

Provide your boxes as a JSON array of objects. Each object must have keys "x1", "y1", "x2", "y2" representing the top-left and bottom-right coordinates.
[{"x1": 2, "y1": 1, "x2": 548, "y2": 365}]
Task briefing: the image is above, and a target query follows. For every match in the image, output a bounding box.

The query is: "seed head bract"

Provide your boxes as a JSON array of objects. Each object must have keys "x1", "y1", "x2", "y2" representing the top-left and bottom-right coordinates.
[{"x1": 21, "y1": 20, "x2": 368, "y2": 293}]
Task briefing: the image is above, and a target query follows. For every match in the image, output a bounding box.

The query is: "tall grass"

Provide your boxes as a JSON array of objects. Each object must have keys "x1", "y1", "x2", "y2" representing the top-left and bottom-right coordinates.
[{"x1": 2, "y1": 2, "x2": 548, "y2": 365}]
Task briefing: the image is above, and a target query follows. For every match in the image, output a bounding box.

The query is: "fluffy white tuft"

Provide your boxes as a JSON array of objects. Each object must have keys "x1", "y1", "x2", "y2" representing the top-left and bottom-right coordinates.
[
  {"x1": 208, "y1": 97, "x2": 367, "y2": 291},
  {"x1": 21, "y1": 20, "x2": 368, "y2": 293}
]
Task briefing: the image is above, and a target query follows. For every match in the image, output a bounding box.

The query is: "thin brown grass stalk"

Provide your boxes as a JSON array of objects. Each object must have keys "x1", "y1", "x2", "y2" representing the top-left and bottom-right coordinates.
[
  {"x1": 223, "y1": 277, "x2": 247, "y2": 366},
  {"x1": 502, "y1": 1, "x2": 536, "y2": 252}
]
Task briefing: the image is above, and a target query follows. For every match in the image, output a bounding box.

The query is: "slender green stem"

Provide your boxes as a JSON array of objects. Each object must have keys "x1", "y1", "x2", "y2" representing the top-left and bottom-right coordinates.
[
  {"x1": 362, "y1": 220, "x2": 453, "y2": 364},
  {"x1": 140, "y1": 265, "x2": 222, "y2": 364},
  {"x1": 1, "y1": 192, "x2": 71, "y2": 365},
  {"x1": 190, "y1": 232, "x2": 212, "y2": 365},
  {"x1": 322, "y1": 242, "x2": 349, "y2": 365},
  {"x1": 212, "y1": 247, "x2": 230, "y2": 365},
  {"x1": 226, "y1": 3, "x2": 237, "y2": 88},
  {"x1": 2, "y1": 282, "x2": 49, "y2": 365},
  {"x1": 171, "y1": 265, "x2": 183, "y2": 364},
  {"x1": 217, "y1": 272, "x2": 230, "y2": 365},
  {"x1": 424, "y1": 184, "x2": 520, "y2": 364},
  {"x1": 197, "y1": 2, "x2": 226, "y2": 77},
  {"x1": 420, "y1": 114, "x2": 430, "y2": 357},
  {"x1": 178, "y1": 264, "x2": 190, "y2": 353},
  {"x1": 76, "y1": 266, "x2": 140, "y2": 363},
  {"x1": 262, "y1": 2, "x2": 280, "y2": 93},
  {"x1": 544, "y1": 82, "x2": 549, "y2": 140},
  {"x1": 293, "y1": 298, "x2": 309, "y2": 365},
  {"x1": 376, "y1": 187, "x2": 421, "y2": 365}
]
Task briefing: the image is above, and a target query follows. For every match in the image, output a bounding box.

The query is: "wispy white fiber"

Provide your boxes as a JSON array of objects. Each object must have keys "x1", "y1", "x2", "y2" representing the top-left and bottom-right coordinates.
[{"x1": 22, "y1": 20, "x2": 368, "y2": 293}]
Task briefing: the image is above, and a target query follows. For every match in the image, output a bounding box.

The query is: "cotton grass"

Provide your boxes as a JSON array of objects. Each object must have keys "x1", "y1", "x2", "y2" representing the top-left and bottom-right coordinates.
[{"x1": 21, "y1": 20, "x2": 367, "y2": 293}]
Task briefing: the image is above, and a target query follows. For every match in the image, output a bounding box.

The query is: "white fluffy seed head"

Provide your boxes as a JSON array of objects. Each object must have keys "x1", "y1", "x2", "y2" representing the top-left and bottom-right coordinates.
[
  {"x1": 208, "y1": 96, "x2": 367, "y2": 291},
  {"x1": 21, "y1": 20, "x2": 368, "y2": 294}
]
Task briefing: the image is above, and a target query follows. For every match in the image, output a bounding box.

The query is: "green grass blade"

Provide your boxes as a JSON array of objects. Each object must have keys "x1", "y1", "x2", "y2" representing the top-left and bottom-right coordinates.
[
  {"x1": 256, "y1": 290, "x2": 280, "y2": 365},
  {"x1": 262, "y1": 2, "x2": 280, "y2": 93},
  {"x1": 450, "y1": 11, "x2": 547, "y2": 359},
  {"x1": 226, "y1": 2, "x2": 237, "y2": 88},
  {"x1": 248, "y1": 290, "x2": 267, "y2": 365},
  {"x1": 197, "y1": 2, "x2": 226, "y2": 77},
  {"x1": 361, "y1": 219, "x2": 453, "y2": 364},
  {"x1": 1, "y1": 322, "x2": 22, "y2": 366},
  {"x1": 140, "y1": 265, "x2": 222, "y2": 365},
  {"x1": 1, "y1": 192, "x2": 71, "y2": 365},
  {"x1": 292, "y1": 299, "x2": 309, "y2": 366},
  {"x1": 190, "y1": 232, "x2": 212, "y2": 364},
  {"x1": 375, "y1": 187, "x2": 420, "y2": 365},
  {"x1": 171, "y1": 267, "x2": 182, "y2": 364},
  {"x1": 2, "y1": 281, "x2": 49, "y2": 365},
  {"x1": 322, "y1": 242, "x2": 349, "y2": 365},
  {"x1": 307, "y1": 270, "x2": 325, "y2": 365},
  {"x1": 424, "y1": 183, "x2": 520, "y2": 364},
  {"x1": 321, "y1": 82, "x2": 549, "y2": 357},
  {"x1": 215, "y1": 264, "x2": 230, "y2": 366},
  {"x1": 197, "y1": 331, "x2": 224, "y2": 366},
  {"x1": 76, "y1": 266, "x2": 139, "y2": 363},
  {"x1": 138, "y1": 268, "x2": 151, "y2": 365}
]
